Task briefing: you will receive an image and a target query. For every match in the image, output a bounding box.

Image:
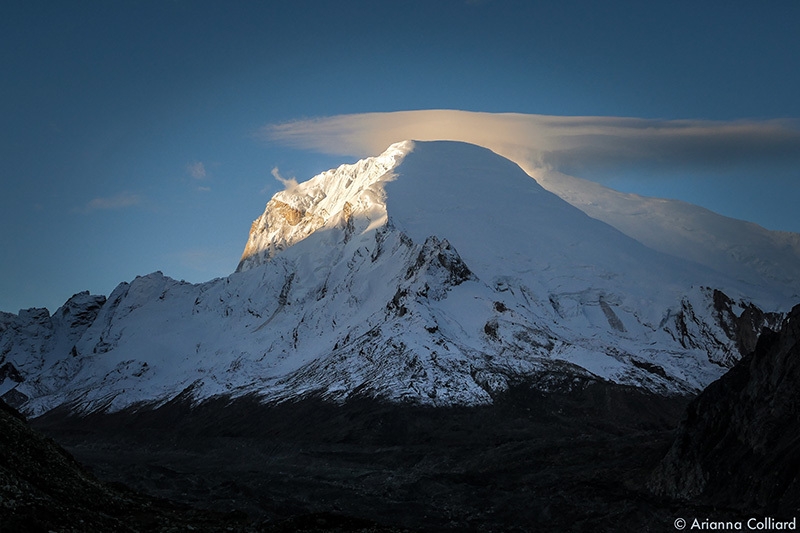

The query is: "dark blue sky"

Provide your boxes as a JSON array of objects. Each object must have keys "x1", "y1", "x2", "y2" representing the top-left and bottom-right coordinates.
[{"x1": 2, "y1": 0, "x2": 799, "y2": 313}]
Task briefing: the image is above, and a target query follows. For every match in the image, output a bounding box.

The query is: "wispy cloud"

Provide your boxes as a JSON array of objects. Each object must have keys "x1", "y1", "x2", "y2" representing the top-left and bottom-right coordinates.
[
  {"x1": 187, "y1": 161, "x2": 207, "y2": 179},
  {"x1": 261, "y1": 110, "x2": 800, "y2": 177},
  {"x1": 76, "y1": 191, "x2": 142, "y2": 213}
]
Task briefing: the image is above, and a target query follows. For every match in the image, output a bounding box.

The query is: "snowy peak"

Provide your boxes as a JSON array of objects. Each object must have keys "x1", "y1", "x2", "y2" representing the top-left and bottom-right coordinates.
[
  {"x1": 238, "y1": 140, "x2": 411, "y2": 271},
  {"x1": 241, "y1": 140, "x2": 712, "y2": 298},
  {"x1": 254, "y1": 141, "x2": 763, "y2": 312}
]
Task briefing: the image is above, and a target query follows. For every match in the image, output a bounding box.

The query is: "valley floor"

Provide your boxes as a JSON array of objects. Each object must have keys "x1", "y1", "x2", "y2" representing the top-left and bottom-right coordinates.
[{"x1": 31, "y1": 382, "x2": 728, "y2": 532}]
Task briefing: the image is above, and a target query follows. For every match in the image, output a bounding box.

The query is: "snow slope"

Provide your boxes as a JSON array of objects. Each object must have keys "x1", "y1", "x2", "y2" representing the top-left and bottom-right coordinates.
[
  {"x1": 0, "y1": 141, "x2": 790, "y2": 415},
  {"x1": 530, "y1": 168, "x2": 800, "y2": 304}
]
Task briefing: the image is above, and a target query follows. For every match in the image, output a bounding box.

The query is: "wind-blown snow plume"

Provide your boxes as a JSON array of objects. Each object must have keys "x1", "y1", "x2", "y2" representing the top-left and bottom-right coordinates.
[{"x1": 271, "y1": 167, "x2": 298, "y2": 193}]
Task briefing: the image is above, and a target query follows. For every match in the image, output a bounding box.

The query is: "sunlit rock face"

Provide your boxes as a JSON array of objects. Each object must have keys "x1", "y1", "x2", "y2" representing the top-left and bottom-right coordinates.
[
  {"x1": 0, "y1": 141, "x2": 793, "y2": 416},
  {"x1": 237, "y1": 141, "x2": 408, "y2": 272}
]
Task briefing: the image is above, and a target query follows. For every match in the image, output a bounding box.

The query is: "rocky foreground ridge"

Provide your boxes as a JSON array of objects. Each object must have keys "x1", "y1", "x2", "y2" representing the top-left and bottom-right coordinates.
[{"x1": 650, "y1": 303, "x2": 800, "y2": 516}]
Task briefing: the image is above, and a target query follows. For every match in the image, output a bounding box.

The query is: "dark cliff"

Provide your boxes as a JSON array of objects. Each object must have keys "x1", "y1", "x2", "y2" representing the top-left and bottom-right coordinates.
[{"x1": 650, "y1": 304, "x2": 800, "y2": 515}]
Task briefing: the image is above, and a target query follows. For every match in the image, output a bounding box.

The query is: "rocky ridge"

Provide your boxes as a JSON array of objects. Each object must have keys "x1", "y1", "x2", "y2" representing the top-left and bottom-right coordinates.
[{"x1": 650, "y1": 304, "x2": 800, "y2": 515}]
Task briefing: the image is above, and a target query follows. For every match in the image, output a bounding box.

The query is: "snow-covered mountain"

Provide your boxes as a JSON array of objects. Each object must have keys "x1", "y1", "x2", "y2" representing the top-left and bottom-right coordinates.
[
  {"x1": 0, "y1": 141, "x2": 792, "y2": 416},
  {"x1": 530, "y1": 168, "x2": 800, "y2": 300}
]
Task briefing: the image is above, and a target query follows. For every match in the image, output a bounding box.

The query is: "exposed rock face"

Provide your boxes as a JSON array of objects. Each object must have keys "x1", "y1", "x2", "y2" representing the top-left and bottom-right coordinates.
[
  {"x1": 239, "y1": 198, "x2": 326, "y2": 269},
  {"x1": 711, "y1": 288, "x2": 783, "y2": 359},
  {"x1": 0, "y1": 291, "x2": 106, "y2": 409},
  {"x1": 662, "y1": 288, "x2": 783, "y2": 368},
  {"x1": 650, "y1": 303, "x2": 800, "y2": 515}
]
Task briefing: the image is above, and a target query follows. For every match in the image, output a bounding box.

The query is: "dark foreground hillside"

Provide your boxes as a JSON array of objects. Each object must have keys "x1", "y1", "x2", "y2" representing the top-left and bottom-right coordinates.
[
  {"x1": 0, "y1": 398, "x2": 402, "y2": 533},
  {"x1": 0, "y1": 398, "x2": 256, "y2": 533},
  {"x1": 30, "y1": 379, "x2": 715, "y2": 532}
]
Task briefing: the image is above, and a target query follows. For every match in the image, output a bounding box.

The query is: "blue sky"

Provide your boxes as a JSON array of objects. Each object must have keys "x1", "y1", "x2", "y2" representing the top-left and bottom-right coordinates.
[{"x1": 2, "y1": 0, "x2": 799, "y2": 313}]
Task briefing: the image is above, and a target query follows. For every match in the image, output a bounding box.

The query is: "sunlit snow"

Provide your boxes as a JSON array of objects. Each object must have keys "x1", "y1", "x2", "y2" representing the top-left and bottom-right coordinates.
[{"x1": 0, "y1": 141, "x2": 793, "y2": 415}]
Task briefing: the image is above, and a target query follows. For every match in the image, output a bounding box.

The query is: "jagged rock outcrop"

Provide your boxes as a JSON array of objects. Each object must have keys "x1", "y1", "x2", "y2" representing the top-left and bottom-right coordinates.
[
  {"x1": 650, "y1": 304, "x2": 800, "y2": 515},
  {"x1": 663, "y1": 288, "x2": 784, "y2": 368},
  {"x1": 711, "y1": 289, "x2": 783, "y2": 359},
  {"x1": 0, "y1": 291, "x2": 106, "y2": 409}
]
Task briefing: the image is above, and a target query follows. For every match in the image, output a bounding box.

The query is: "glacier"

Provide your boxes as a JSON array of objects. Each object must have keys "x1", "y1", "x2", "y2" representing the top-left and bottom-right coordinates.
[{"x1": 0, "y1": 140, "x2": 792, "y2": 416}]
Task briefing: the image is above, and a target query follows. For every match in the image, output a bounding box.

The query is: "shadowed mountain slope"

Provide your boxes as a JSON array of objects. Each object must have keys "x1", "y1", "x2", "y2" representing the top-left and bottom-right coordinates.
[{"x1": 650, "y1": 304, "x2": 800, "y2": 516}]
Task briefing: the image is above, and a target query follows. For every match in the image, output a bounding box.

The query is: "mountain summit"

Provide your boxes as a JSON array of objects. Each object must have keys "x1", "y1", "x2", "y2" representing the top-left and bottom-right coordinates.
[{"x1": 0, "y1": 141, "x2": 790, "y2": 415}]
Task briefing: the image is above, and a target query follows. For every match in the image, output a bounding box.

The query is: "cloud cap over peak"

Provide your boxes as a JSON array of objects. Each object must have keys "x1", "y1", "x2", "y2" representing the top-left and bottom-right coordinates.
[{"x1": 261, "y1": 110, "x2": 800, "y2": 176}]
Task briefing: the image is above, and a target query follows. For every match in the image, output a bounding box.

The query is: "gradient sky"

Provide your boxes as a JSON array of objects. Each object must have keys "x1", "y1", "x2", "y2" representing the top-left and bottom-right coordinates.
[{"x1": 2, "y1": 0, "x2": 799, "y2": 314}]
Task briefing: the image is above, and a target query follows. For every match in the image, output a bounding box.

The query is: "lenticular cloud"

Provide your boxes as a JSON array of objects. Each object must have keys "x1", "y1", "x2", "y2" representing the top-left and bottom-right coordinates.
[{"x1": 261, "y1": 109, "x2": 800, "y2": 176}]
